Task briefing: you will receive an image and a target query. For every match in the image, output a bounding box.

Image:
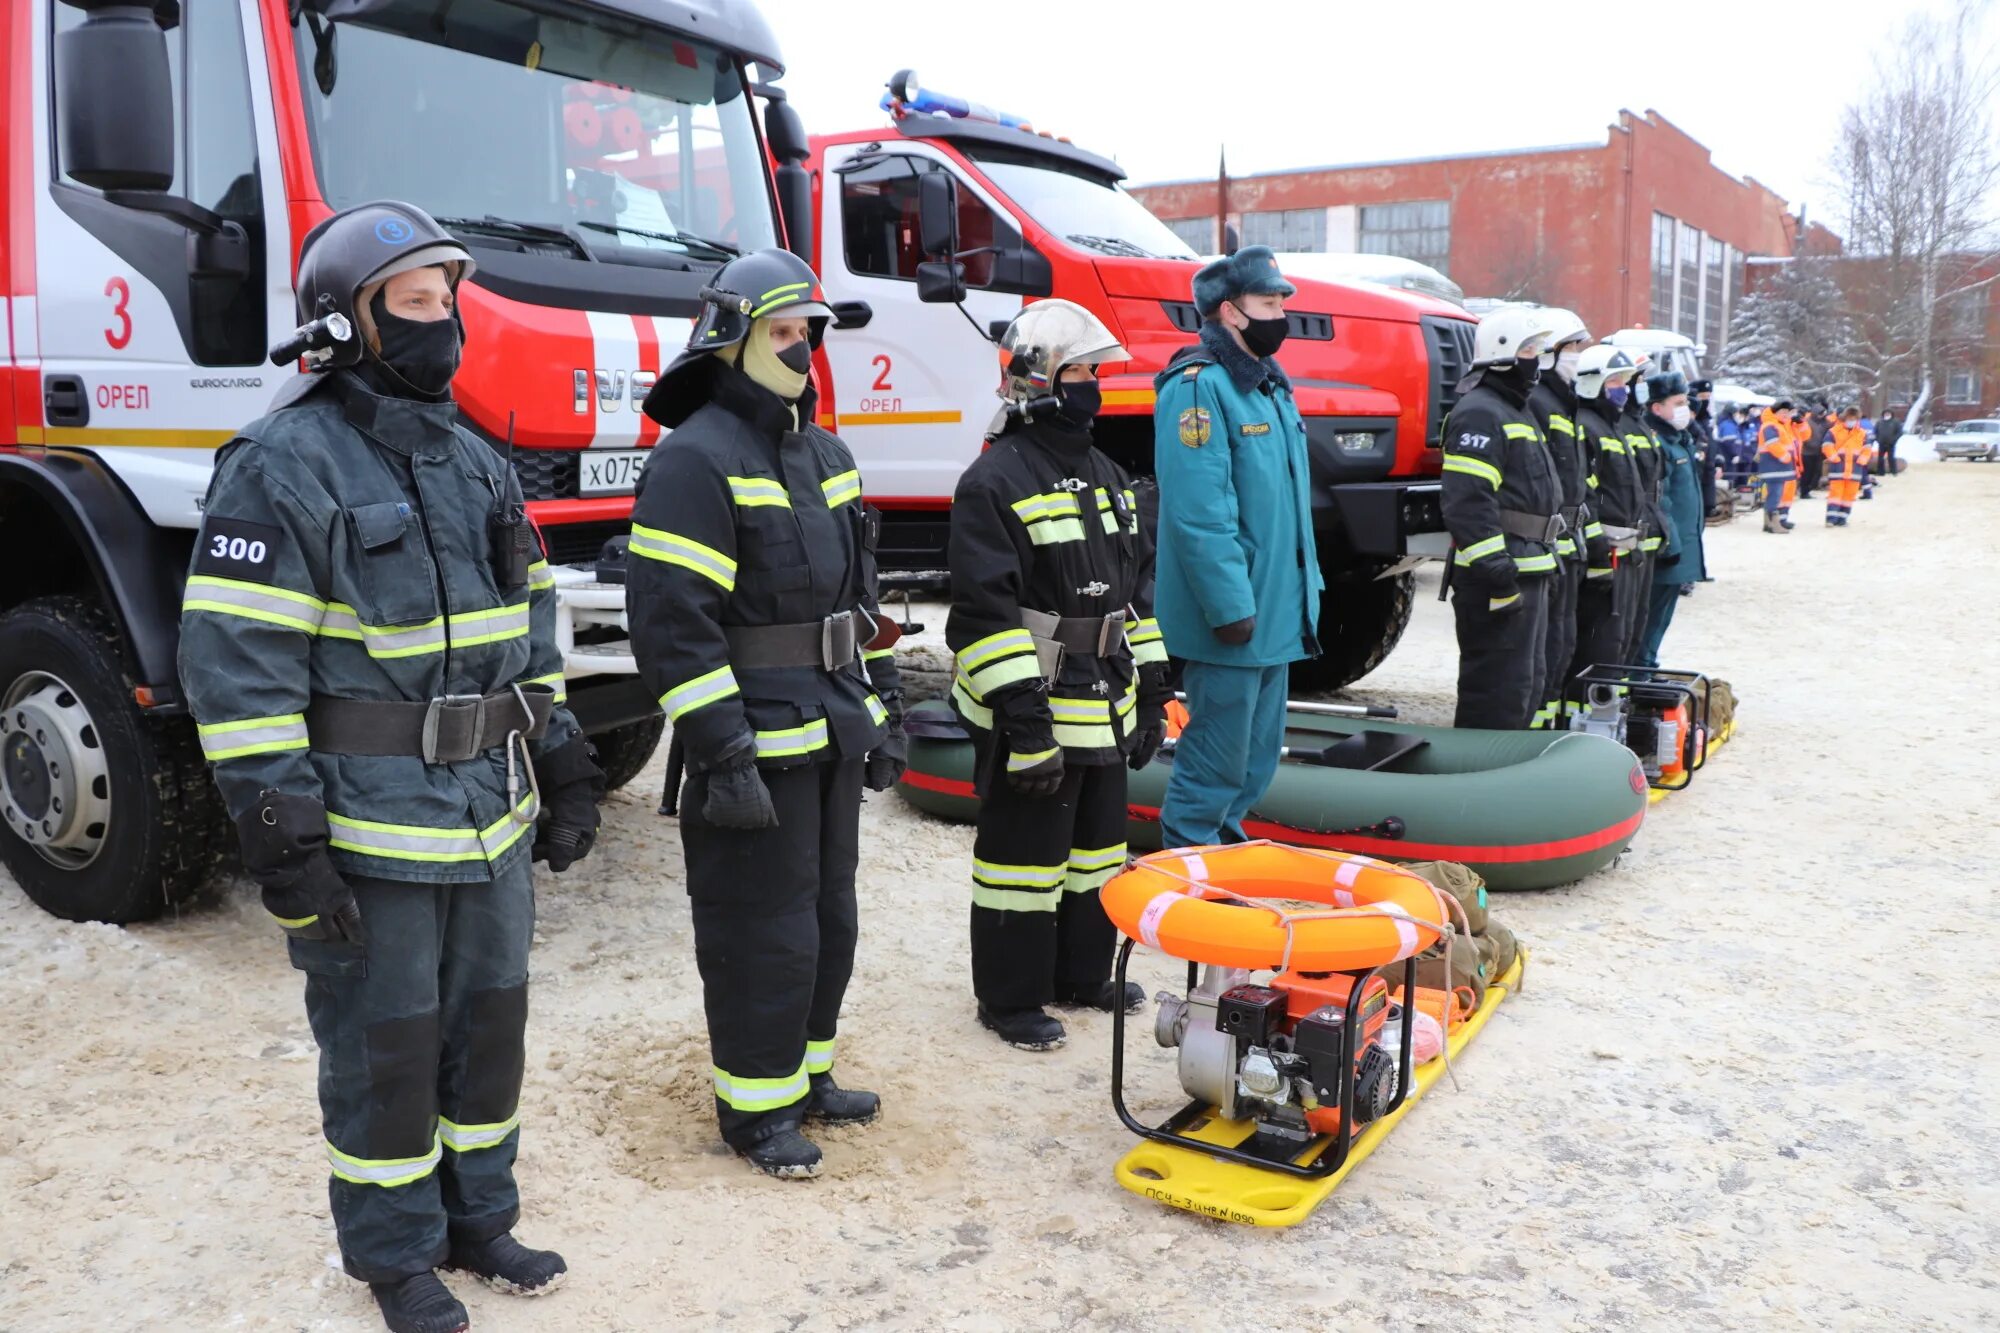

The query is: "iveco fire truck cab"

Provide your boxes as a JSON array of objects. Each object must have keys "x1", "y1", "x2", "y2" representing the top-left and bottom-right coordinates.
[
  {"x1": 806, "y1": 75, "x2": 1478, "y2": 690},
  {"x1": 0, "y1": 0, "x2": 810, "y2": 922}
]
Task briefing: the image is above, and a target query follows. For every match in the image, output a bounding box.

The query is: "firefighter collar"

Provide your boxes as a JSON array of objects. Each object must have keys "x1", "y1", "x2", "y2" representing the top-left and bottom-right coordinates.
[
  {"x1": 1194, "y1": 319, "x2": 1291, "y2": 397},
  {"x1": 329, "y1": 371, "x2": 460, "y2": 457},
  {"x1": 707, "y1": 360, "x2": 819, "y2": 445}
]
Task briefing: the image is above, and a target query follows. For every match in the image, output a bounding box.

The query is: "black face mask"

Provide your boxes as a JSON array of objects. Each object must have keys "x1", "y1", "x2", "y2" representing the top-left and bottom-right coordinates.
[
  {"x1": 1486, "y1": 358, "x2": 1540, "y2": 396},
  {"x1": 368, "y1": 290, "x2": 460, "y2": 399},
  {"x1": 1055, "y1": 379, "x2": 1101, "y2": 429},
  {"x1": 1239, "y1": 314, "x2": 1288, "y2": 359},
  {"x1": 775, "y1": 339, "x2": 813, "y2": 375}
]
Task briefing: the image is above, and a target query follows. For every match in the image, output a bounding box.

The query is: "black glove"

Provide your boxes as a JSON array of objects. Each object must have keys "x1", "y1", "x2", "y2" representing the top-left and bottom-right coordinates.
[
  {"x1": 701, "y1": 739, "x2": 780, "y2": 830},
  {"x1": 1212, "y1": 615, "x2": 1256, "y2": 646},
  {"x1": 532, "y1": 735, "x2": 604, "y2": 873},
  {"x1": 865, "y1": 707, "x2": 907, "y2": 793},
  {"x1": 236, "y1": 791, "x2": 365, "y2": 945},
  {"x1": 991, "y1": 683, "x2": 1062, "y2": 798},
  {"x1": 1126, "y1": 723, "x2": 1165, "y2": 771},
  {"x1": 1487, "y1": 589, "x2": 1525, "y2": 617},
  {"x1": 1127, "y1": 662, "x2": 1171, "y2": 771}
]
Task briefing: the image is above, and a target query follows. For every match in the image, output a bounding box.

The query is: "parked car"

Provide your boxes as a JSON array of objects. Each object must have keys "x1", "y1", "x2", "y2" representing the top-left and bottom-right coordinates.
[{"x1": 1927, "y1": 418, "x2": 2000, "y2": 461}]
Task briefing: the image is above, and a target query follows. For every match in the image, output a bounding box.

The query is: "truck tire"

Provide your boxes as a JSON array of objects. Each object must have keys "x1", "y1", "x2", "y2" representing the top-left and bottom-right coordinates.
[
  {"x1": 590, "y1": 712, "x2": 666, "y2": 793},
  {"x1": 0, "y1": 596, "x2": 227, "y2": 923},
  {"x1": 1289, "y1": 569, "x2": 1416, "y2": 693}
]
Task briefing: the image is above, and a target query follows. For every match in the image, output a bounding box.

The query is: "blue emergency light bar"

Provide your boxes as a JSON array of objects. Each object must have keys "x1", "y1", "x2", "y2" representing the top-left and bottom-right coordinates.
[{"x1": 881, "y1": 69, "x2": 1033, "y2": 130}]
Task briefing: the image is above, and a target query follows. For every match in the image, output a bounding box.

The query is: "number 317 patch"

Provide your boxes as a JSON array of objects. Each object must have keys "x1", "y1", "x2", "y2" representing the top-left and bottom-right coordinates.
[{"x1": 193, "y1": 515, "x2": 282, "y2": 580}]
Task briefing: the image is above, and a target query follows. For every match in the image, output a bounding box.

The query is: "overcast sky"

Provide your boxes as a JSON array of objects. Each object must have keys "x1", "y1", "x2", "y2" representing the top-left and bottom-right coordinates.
[{"x1": 761, "y1": 0, "x2": 1999, "y2": 236}]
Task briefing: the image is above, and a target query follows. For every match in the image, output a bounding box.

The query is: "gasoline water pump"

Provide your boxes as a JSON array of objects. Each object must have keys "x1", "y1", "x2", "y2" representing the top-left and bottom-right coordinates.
[{"x1": 1569, "y1": 665, "x2": 1712, "y2": 790}]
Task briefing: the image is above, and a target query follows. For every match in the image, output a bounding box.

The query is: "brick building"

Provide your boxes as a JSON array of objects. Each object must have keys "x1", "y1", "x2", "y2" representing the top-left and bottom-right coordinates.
[{"x1": 1128, "y1": 110, "x2": 1842, "y2": 364}]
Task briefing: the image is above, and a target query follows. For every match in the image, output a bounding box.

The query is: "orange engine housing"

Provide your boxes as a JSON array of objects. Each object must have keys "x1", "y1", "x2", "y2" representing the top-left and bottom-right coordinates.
[{"x1": 1271, "y1": 971, "x2": 1391, "y2": 1137}]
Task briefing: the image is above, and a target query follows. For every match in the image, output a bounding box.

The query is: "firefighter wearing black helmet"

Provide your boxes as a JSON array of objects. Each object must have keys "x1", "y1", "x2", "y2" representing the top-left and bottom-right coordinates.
[
  {"x1": 629, "y1": 248, "x2": 903, "y2": 1181},
  {"x1": 177, "y1": 200, "x2": 597, "y2": 1333}
]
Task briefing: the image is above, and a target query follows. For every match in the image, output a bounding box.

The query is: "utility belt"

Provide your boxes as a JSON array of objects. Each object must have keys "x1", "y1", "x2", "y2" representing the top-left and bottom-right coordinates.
[
  {"x1": 1601, "y1": 523, "x2": 1642, "y2": 554},
  {"x1": 306, "y1": 687, "x2": 554, "y2": 764},
  {"x1": 724, "y1": 610, "x2": 863, "y2": 672},
  {"x1": 1020, "y1": 606, "x2": 1127, "y2": 678},
  {"x1": 1559, "y1": 503, "x2": 1586, "y2": 532},
  {"x1": 1497, "y1": 508, "x2": 1567, "y2": 544}
]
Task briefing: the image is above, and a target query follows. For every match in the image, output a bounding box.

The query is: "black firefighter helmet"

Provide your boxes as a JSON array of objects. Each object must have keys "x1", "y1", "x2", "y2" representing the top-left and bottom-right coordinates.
[
  {"x1": 644, "y1": 248, "x2": 833, "y2": 428},
  {"x1": 283, "y1": 200, "x2": 475, "y2": 370}
]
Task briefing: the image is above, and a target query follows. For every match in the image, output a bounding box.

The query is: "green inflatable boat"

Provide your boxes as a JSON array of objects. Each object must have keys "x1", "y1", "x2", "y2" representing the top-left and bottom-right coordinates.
[{"x1": 895, "y1": 699, "x2": 1650, "y2": 891}]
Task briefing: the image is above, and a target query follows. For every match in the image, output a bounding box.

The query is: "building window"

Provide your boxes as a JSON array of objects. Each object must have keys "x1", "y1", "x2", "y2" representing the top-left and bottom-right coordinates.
[
  {"x1": 1702, "y1": 235, "x2": 1725, "y2": 349},
  {"x1": 841, "y1": 154, "x2": 1017, "y2": 288},
  {"x1": 1676, "y1": 222, "x2": 1702, "y2": 339},
  {"x1": 1358, "y1": 200, "x2": 1450, "y2": 274},
  {"x1": 1947, "y1": 291, "x2": 1986, "y2": 339},
  {"x1": 1239, "y1": 208, "x2": 1326, "y2": 253},
  {"x1": 1650, "y1": 212, "x2": 1675, "y2": 329},
  {"x1": 1164, "y1": 215, "x2": 1218, "y2": 254},
  {"x1": 1946, "y1": 369, "x2": 1981, "y2": 405}
]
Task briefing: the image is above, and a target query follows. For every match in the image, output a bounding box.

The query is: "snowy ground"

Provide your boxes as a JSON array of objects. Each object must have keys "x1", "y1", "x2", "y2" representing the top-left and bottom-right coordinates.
[{"x1": 2, "y1": 460, "x2": 1996, "y2": 1332}]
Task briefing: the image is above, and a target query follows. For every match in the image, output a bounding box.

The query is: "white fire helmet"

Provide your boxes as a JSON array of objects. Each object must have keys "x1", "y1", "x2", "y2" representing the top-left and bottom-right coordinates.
[
  {"x1": 1575, "y1": 345, "x2": 1643, "y2": 400},
  {"x1": 1535, "y1": 308, "x2": 1591, "y2": 368},
  {"x1": 1471, "y1": 306, "x2": 1560, "y2": 368}
]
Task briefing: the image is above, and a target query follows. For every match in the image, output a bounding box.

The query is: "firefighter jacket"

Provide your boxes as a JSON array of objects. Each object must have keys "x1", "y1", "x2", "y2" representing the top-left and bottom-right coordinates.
[
  {"x1": 1529, "y1": 376, "x2": 1610, "y2": 572},
  {"x1": 1649, "y1": 423, "x2": 1703, "y2": 581},
  {"x1": 1151, "y1": 321, "x2": 1323, "y2": 668},
  {"x1": 1440, "y1": 369, "x2": 1561, "y2": 605},
  {"x1": 1579, "y1": 397, "x2": 1644, "y2": 570},
  {"x1": 178, "y1": 371, "x2": 581, "y2": 884},
  {"x1": 945, "y1": 414, "x2": 1167, "y2": 766},
  {"x1": 1825, "y1": 422, "x2": 1872, "y2": 480},
  {"x1": 1618, "y1": 400, "x2": 1668, "y2": 552},
  {"x1": 626, "y1": 364, "x2": 896, "y2": 772}
]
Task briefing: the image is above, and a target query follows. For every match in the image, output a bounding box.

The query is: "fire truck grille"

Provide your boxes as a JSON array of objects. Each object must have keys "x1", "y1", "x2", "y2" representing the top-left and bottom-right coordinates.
[
  {"x1": 1423, "y1": 315, "x2": 1477, "y2": 446},
  {"x1": 507, "y1": 449, "x2": 581, "y2": 502},
  {"x1": 539, "y1": 519, "x2": 629, "y2": 568}
]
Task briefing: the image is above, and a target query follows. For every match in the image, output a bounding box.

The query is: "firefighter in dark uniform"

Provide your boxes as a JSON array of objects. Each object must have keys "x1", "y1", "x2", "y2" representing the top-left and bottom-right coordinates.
[
  {"x1": 628, "y1": 250, "x2": 904, "y2": 1180},
  {"x1": 1567, "y1": 346, "x2": 1648, "y2": 700},
  {"x1": 1441, "y1": 308, "x2": 1564, "y2": 729},
  {"x1": 1617, "y1": 367, "x2": 1667, "y2": 665},
  {"x1": 945, "y1": 300, "x2": 1171, "y2": 1052},
  {"x1": 179, "y1": 202, "x2": 601, "y2": 1333},
  {"x1": 1525, "y1": 309, "x2": 1606, "y2": 729}
]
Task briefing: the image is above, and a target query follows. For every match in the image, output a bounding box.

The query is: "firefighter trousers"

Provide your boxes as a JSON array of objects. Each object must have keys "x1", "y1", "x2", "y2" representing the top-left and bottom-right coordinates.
[
  {"x1": 1567, "y1": 574, "x2": 1621, "y2": 713},
  {"x1": 290, "y1": 861, "x2": 533, "y2": 1284},
  {"x1": 1535, "y1": 557, "x2": 1583, "y2": 728},
  {"x1": 1159, "y1": 661, "x2": 1291, "y2": 848},
  {"x1": 967, "y1": 736, "x2": 1128, "y2": 1011},
  {"x1": 1451, "y1": 575, "x2": 1550, "y2": 730},
  {"x1": 680, "y1": 757, "x2": 862, "y2": 1149}
]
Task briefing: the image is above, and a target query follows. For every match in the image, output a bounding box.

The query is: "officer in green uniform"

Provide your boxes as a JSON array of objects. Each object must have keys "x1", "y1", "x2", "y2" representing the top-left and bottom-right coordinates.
[
  {"x1": 1151, "y1": 246, "x2": 1321, "y2": 848},
  {"x1": 180, "y1": 202, "x2": 600, "y2": 1333}
]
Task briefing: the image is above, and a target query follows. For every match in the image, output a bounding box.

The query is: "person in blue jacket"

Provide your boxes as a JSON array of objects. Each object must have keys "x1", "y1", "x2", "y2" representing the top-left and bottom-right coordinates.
[
  {"x1": 1150, "y1": 246, "x2": 1321, "y2": 848},
  {"x1": 1639, "y1": 371, "x2": 1707, "y2": 666}
]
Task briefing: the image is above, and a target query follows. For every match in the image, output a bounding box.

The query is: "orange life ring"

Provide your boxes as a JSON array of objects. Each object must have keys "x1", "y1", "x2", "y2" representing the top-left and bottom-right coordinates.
[{"x1": 1100, "y1": 841, "x2": 1449, "y2": 972}]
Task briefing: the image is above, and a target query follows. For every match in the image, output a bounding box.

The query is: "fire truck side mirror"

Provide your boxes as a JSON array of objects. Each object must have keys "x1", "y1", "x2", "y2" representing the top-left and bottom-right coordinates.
[
  {"x1": 917, "y1": 171, "x2": 960, "y2": 261},
  {"x1": 54, "y1": 2, "x2": 175, "y2": 193},
  {"x1": 915, "y1": 261, "x2": 967, "y2": 306}
]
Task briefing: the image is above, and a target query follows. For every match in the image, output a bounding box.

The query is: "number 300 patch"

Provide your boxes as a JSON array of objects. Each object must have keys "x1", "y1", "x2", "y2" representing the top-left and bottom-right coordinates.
[{"x1": 193, "y1": 515, "x2": 282, "y2": 580}]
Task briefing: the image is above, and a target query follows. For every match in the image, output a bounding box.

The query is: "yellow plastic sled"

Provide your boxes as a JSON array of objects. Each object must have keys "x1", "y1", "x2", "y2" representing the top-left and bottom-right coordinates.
[
  {"x1": 1646, "y1": 720, "x2": 1735, "y2": 806},
  {"x1": 1113, "y1": 950, "x2": 1528, "y2": 1228}
]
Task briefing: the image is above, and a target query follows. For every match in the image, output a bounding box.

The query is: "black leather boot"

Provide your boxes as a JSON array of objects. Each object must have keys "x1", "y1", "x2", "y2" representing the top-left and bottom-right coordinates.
[
  {"x1": 978, "y1": 1005, "x2": 1066, "y2": 1051},
  {"x1": 1055, "y1": 980, "x2": 1147, "y2": 1014},
  {"x1": 740, "y1": 1124, "x2": 822, "y2": 1179},
  {"x1": 444, "y1": 1232, "x2": 567, "y2": 1297},
  {"x1": 806, "y1": 1075, "x2": 880, "y2": 1126},
  {"x1": 369, "y1": 1273, "x2": 469, "y2": 1333}
]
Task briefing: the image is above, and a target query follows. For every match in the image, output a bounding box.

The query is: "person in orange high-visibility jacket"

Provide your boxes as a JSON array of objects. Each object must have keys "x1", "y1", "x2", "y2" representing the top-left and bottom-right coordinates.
[
  {"x1": 1754, "y1": 403, "x2": 1798, "y2": 534},
  {"x1": 1822, "y1": 407, "x2": 1870, "y2": 526}
]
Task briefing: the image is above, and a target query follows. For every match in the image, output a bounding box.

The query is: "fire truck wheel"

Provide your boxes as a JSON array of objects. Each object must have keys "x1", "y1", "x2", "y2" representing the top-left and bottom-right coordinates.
[
  {"x1": 0, "y1": 596, "x2": 227, "y2": 923},
  {"x1": 590, "y1": 712, "x2": 667, "y2": 793},
  {"x1": 1288, "y1": 569, "x2": 1416, "y2": 693}
]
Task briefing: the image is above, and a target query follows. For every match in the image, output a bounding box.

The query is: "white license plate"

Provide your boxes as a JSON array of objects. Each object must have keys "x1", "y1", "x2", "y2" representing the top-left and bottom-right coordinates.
[{"x1": 579, "y1": 448, "x2": 648, "y2": 496}]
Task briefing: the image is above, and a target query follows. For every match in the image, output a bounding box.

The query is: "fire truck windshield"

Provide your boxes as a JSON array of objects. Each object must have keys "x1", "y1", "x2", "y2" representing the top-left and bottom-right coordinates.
[
  {"x1": 292, "y1": 1, "x2": 777, "y2": 263},
  {"x1": 967, "y1": 155, "x2": 1198, "y2": 262}
]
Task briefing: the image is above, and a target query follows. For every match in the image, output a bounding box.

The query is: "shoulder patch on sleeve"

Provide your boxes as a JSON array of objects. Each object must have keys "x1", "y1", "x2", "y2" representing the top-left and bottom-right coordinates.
[
  {"x1": 192, "y1": 515, "x2": 283, "y2": 581},
  {"x1": 1177, "y1": 406, "x2": 1212, "y2": 448}
]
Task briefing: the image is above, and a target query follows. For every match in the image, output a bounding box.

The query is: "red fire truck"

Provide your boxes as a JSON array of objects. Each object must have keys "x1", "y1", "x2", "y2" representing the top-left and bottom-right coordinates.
[
  {"x1": 803, "y1": 75, "x2": 1477, "y2": 682},
  {"x1": 0, "y1": 0, "x2": 818, "y2": 922}
]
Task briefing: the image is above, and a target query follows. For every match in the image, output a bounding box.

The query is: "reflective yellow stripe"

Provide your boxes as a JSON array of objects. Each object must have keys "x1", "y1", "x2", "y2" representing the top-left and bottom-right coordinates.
[
  {"x1": 1555, "y1": 537, "x2": 1577, "y2": 556},
  {"x1": 326, "y1": 1134, "x2": 441, "y2": 1187},
  {"x1": 1514, "y1": 552, "x2": 1558, "y2": 573},
  {"x1": 1454, "y1": 533, "x2": 1506, "y2": 565},
  {"x1": 270, "y1": 911, "x2": 318, "y2": 929},
  {"x1": 972, "y1": 858, "x2": 1065, "y2": 912},
  {"x1": 862, "y1": 647, "x2": 895, "y2": 662},
  {"x1": 950, "y1": 678, "x2": 994, "y2": 729},
  {"x1": 182, "y1": 575, "x2": 327, "y2": 633},
  {"x1": 958, "y1": 628, "x2": 1041, "y2": 697},
  {"x1": 629, "y1": 523, "x2": 737, "y2": 591},
  {"x1": 1025, "y1": 518, "x2": 1086, "y2": 546},
  {"x1": 1010, "y1": 491, "x2": 1082, "y2": 522},
  {"x1": 438, "y1": 1114, "x2": 519, "y2": 1153},
  {"x1": 1503, "y1": 422, "x2": 1539, "y2": 440},
  {"x1": 1007, "y1": 745, "x2": 1059, "y2": 772},
  {"x1": 1488, "y1": 593, "x2": 1521, "y2": 611},
  {"x1": 527, "y1": 559, "x2": 555, "y2": 591},
  {"x1": 972, "y1": 884, "x2": 1063, "y2": 913},
  {"x1": 727, "y1": 475, "x2": 792, "y2": 508},
  {"x1": 1640, "y1": 536, "x2": 1664, "y2": 551},
  {"x1": 1600, "y1": 437, "x2": 1627, "y2": 455},
  {"x1": 196, "y1": 713, "x2": 309, "y2": 761},
  {"x1": 1443, "y1": 454, "x2": 1503, "y2": 490},
  {"x1": 1582, "y1": 521, "x2": 1605, "y2": 537},
  {"x1": 821, "y1": 470, "x2": 862, "y2": 508},
  {"x1": 712, "y1": 1061, "x2": 810, "y2": 1112},
  {"x1": 805, "y1": 1038, "x2": 836, "y2": 1074},
  {"x1": 754, "y1": 718, "x2": 831, "y2": 759},
  {"x1": 1068, "y1": 843, "x2": 1127, "y2": 890},
  {"x1": 958, "y1": 627, "x2": 1036, "y2": 672},
  {"x1": 1546, "y1": 414, "x2": 1575, "y2": 436},
  {"x1": 661, "y1": 665, "x2": 740, "y2": 721},
  {"x1": 749, "y1": 283, "x2": 813, "y2": 318},
  {"x1": 1628, "y1": 434, "x2": 1653, "y2": 450},
  {"x1": 326, "y1": 794, "x2": 538, "y2": 864},
  {"x1": 520, "y1": 670, "x2": 567, "y2": 704},
  {"x1": 865, "y1": 695, "x2": 888, "y2": 725}
]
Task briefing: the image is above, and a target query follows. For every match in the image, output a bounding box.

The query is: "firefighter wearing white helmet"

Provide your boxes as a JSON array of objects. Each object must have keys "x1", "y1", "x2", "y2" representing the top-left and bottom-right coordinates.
[
  {"x1": 1439, "y1": 306, "x2": 1565, "y2": 729},
  {"x1": 1527, "y1": 310, "x2": 1609, "y2": 729},
  {"x1": 946, "y1": 299, "x2": 1170, "y2": 1052},
  {"x1": 1566, "y1": 345, "x2": 1649, "y2": 709}
]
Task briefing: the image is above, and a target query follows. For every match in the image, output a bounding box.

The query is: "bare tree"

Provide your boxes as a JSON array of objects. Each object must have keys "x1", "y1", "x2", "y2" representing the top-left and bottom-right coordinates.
[{"x1": 1830, "y1": 1, "x2": 2000, "y2": 429}]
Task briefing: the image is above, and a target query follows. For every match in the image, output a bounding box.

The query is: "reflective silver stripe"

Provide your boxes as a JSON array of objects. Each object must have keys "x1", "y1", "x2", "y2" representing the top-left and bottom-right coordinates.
[
  {"x1": 520, "y1": 670, "x2": 567, "y2": 704},
  {"x1": 439, "y1": 1114, "x2": 519, "y2": 1152},
  {"x1": 325, "y1": 794, "x2": 538, "y2": 865},
  {"x1": 661, "y1": 666, "x2": 741, "y2": 721},
  {"x1": 448, "y1": 602, "x2": 531, "y2": 648},
  {"x1": 805, "y1": 1038, "x2": 836, "y2": 1074},
  {"x1": 754, "y1": 718, "x2": 830, "y2": 759},
  {"x1": 712, "y1": 1062, "x2": 810, "y2": 1112},
  {"x1": 865, "y1": 695, "x2": 888, "y2": 725},
  {"x1": 181, "y1": 575, "x2": 327, "y2": 632},
  {"x1": 527, "y1": 560, "x2": 556, "y2": 591},
  {"x1": 822, "y1": 470, "x2": 862, "y2": 507},
  {"x1": 326, "y1": 1134, "x2": 441, "y2": 1186},
  {"x1": 629, "y1": 524, "x2": 738, "y2": 591},
  {"x1": 728, "y1": 475, "x2": 792, "y2": 508},
  {"x1": 973, "y1": 859, "x2": 1066, "y2": 888},
  {"x1": 197, "y1": 714, "x2": 310, "y2": 761},
  {"x1": 1026, "y1": 518, "x2": 1087, "y2": 546}
]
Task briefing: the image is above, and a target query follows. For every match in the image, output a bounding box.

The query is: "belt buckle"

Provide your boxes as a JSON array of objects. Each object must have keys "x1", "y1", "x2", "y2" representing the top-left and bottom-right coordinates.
[
  {"x1": 1098, "y1": 610, "x2": 1126, "y2": 657},
  {"x1": 821, "y1": 611, "x2": 853, "y2": 672},
  {"x1": 421, "y1": 694, "x2": 485, "y2": 765},
  {"x1": 1546, "y1": 515, "x2": 1567, "y2": 543}
]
